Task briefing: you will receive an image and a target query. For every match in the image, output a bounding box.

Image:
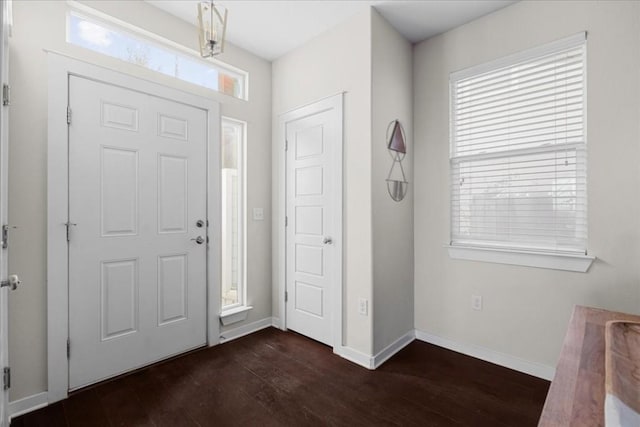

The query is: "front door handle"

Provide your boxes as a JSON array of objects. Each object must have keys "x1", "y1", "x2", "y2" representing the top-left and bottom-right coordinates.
[
  {"x1": 1, "y1": 274, "x2": 21, "y2": 290},
  {"x1": 191, "y1": 236, "x2": 205, "y2": 245},
  {"x1": 323, "y1": 236, "x2": 333, "y2": 245}
]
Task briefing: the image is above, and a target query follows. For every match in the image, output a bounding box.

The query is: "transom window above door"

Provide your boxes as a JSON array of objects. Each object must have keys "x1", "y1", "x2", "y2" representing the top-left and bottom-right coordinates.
[{"x1": 66, "y1": 2, "x2": 248, "y2": 100}]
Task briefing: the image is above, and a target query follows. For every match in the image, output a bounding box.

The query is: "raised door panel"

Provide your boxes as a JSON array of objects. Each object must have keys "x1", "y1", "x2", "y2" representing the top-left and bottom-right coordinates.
[
  {"x1": 101, "y1": 259, "x2": 138, "y2": 340},
  {"x1": 158, "y1": 155, "x2": 188, "y2": 234},
  {"x1": 101, "y1": 147, "x2": 138, "y2": 236},
  {"x1": 295, "y1": 282, "x2": 323, "y2": 317},
  {"x1": 158, "y1": 254, "x2": 188, "y2": 325},
  {"x1": 295, "y1": 125, "x2": 323, "y2": 159},
  {"x1": 158, "y1": 114, "x2": 188, "y2": 141},
  {"x1": 295, "y1": 166, "x2": 323, "y2": 196},
  {"x1": 295, "y1": 244, "x2": 324, "y2": 277},
  {"x1": 295, "y1": 206, "x2": 323, "y2": 236},
  {"x1": 101, "y1": 102, "x2": 139, "y2": 132}
]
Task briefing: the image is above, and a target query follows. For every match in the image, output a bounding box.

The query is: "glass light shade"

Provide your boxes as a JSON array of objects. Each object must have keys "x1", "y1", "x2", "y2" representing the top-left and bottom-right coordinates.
[
  {"x1": 198, "y1": 1, "x2": 227, "y2": 57},
  {"x1": 388, "y1": 120, "x2": 406, "y2": 154}
]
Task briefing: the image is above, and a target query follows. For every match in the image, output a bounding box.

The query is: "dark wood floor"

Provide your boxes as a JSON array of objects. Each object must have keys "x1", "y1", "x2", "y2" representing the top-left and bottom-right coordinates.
[{"x1": 12, "y1": 328, "x2": 549, "y2": 426}]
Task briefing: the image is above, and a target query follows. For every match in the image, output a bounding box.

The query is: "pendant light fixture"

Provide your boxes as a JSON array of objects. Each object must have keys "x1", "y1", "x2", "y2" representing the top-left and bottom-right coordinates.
[{"x1": 197, "y1": 1, "x2": 228, "y2": 57}]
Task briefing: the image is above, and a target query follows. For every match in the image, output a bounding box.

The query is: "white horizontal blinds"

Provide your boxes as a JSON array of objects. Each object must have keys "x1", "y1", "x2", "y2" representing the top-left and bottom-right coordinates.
[{"x1": 450, "y1": 34, "x2": 587, "y2": 254}]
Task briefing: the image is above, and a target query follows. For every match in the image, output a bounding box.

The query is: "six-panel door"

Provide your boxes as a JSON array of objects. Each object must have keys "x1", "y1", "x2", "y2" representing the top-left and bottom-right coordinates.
[{"x1": 68, "y1": 76, "x2": 208, "y2": 389}]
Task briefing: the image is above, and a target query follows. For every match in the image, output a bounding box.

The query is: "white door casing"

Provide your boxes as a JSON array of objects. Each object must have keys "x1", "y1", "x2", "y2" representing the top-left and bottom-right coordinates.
[
  {"x1": 47, "y1": 53, "x2": 220, "y2": 402},
  {"x1": 68, "y1": 76, "x2": 207, "y2": 389},
  {"x1": 0, "y1": 1, "x2": 9, "y2": 424},
  {"x1": 278, "y1": 94, "x2": 343, "y2": 349}
]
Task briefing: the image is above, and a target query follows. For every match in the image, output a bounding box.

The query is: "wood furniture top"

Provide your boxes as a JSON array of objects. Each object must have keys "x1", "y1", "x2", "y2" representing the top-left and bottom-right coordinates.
[{"x1": 538, "y1": 305, "x2": 640, "y2": 427}]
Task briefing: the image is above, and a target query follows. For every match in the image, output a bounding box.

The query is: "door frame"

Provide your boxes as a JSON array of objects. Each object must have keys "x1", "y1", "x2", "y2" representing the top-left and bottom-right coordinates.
[
  {"x1": 276, "y1": 93, "x2": 343, "y2": 351},
  {"x1": 46, "y1": 53, "x2": 221, "y2": 403},
  {"x1": 0, "y1": 1, "x2": 9, "y2": 425}
]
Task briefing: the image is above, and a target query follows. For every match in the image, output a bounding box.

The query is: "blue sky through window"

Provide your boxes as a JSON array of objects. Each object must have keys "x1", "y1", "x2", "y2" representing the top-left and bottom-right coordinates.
[{"x1": 68, "y1": 13, "x2": 228, "y2": 93}]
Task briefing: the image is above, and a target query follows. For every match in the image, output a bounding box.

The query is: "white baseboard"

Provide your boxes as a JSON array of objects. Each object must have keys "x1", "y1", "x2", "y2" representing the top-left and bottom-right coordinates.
[
  {"x1": 334, "y1": 345, "x2": 373, "y2": 369},
  {"x1": 219, "y1": 317, "x2": 274, "y2": 343},
  {"x1": 372, "y1": 330, "x2": 415, "y2": 369},
  {"x1": 415, "y1": 330, "x2": 555, "y2": 381},
  {"x1": 8, "y1": 392, "x2": 49, "y2": 419},
  {"x1": 334, "y1": 331, "x2": 415, "y2": 370},
  {"x1": 271, "y1": 317, "x2": 282, "y2": 329}
]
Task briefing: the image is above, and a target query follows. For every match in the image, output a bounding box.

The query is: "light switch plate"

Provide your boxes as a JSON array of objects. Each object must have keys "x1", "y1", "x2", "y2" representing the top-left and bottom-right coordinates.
[{"x1": 253, "y1": 208, "x2": 264, "y2": 221}]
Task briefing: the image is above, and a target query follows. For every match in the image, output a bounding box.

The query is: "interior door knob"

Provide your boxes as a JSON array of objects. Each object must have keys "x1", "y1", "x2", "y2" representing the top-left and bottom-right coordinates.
[
  {"x1": 323, "y1": 236, "x2": 333, "y2": 245},
  {"x1": 191, "y1": 236, "x2": 205, "y2": 244}
]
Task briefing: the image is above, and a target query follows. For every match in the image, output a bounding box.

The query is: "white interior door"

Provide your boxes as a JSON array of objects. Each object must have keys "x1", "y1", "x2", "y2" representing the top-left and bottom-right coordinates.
[
  {"x1": 285, "y1": 107, "x2": 339, "y2": 346},
  {"x1": 68, "y1": 76, "x2": 208, "y2": 390}
]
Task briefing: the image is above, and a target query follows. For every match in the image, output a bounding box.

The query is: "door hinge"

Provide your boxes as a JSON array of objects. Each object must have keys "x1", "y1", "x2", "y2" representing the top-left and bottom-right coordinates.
[
  {"x1": 285, "y1": 216, "x2": 288, "y2": 227},
  {"x1": 285, "y1": 291, "x2": 288, "y2": 303},
  {"x1": 67, "y1": 338, "x2": 70, "y2": 359},
  {"x1": 2, "y1": 225, "x2": 16, "y2": 250},
  {"x1": 2, "y1": 84, "x2": 10, "y2": 106},
  {"x1": 285, "y1": 140, "x2": 288, "y2": 151},
  {"x1": 65, "y1": 221, "x2": 76, "y2": 242},
  {"x1": 3, "y1": 367, "x2": 10, "y2": 390},
  {"x1": 66, "y1": 106, "x2": 72, "y2": 125},
  {"x1": 2, "y1": 225, "x2": 9, "y2": 249}
]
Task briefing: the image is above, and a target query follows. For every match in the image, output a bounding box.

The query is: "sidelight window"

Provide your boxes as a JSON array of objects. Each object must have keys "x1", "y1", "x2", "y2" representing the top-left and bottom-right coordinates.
[{"x1": 221, "y1": 117, "x2": 246, "y2": 310}]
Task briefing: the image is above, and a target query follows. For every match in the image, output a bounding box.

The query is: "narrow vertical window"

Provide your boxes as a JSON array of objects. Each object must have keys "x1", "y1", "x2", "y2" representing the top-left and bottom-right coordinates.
[{"x1": 221, "y1": 118, "x2": 246, "y2": 310}]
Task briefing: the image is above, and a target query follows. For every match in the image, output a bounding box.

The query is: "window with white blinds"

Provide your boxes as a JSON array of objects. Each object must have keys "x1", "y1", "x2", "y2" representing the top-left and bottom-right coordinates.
[{"x1": 450, "y1": 33, "x2": 587, "y2": 255}]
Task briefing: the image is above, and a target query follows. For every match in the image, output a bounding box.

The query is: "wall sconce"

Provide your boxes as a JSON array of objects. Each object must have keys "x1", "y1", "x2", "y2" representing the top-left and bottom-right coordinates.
[
  {"x1": 386, "y1": 120, "x2": 408, "y2": 202},
  {"x1": 197, "y1": 1, "x2": 228, "y2": 57}
]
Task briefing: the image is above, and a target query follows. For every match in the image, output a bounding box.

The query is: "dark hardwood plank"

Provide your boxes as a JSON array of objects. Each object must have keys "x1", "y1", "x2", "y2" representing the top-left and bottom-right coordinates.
[
  {"x1": 12, "y1": 327, "x2": 549, "y2": 427},
  {"x1": 64, "y1": 388, "x2": 110, "y2": 427},
  {"x1": 9, "y1": 402, "x2": 66, "y2": 427}
]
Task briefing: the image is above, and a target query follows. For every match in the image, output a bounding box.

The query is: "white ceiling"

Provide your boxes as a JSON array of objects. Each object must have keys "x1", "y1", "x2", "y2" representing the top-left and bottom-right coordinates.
[{"x1": 146, "y1": 0, "x2": 517, "y2": 61}]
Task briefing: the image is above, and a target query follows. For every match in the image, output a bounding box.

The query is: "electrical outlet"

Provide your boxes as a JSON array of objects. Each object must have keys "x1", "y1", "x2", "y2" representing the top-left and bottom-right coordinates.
[
  {"x1": 253, "y1": 208, "x2": 264, "y2": 221},
  {"x1": 472, "y1": 295, "x2": 483, "y2": 311},
  {"x1": 358, "y1": 298, "x2": 368, "y2": 316}
]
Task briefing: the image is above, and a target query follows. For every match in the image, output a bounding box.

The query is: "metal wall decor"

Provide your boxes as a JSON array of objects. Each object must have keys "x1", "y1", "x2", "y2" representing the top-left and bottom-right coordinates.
[{"x1": 386, "y1": 120, "x2": 408, "y2": 202}]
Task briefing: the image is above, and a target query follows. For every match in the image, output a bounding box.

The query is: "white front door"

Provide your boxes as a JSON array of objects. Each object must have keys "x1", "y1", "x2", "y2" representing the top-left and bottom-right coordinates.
[
  {"x1": 285, "y1": 105, "x2": 340, "y2": 346},
  {"x1": 68, "y1": 76, "x2": 208, "y2": 390}
]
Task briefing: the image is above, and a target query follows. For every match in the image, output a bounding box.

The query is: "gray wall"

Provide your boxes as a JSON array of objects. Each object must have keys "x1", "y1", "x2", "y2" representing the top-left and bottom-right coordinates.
[
  {"x1": 413, "y1": 0, "x2": 640, "y2": 371},
  {"x1": 272, "y1": 8, "x2": 374, "y2": 354},
  {"x1": 272, "y1": 7, "x2": 417, "y2": 357},
  {"x1": 9, "y1": 0, "x2": 271, "y2": 400},
  {"x1": 371, "y1": 10, "x2": 414, "y2": 354}
]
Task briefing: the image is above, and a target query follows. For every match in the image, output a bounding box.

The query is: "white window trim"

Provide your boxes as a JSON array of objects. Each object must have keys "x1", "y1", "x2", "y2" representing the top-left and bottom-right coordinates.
[
  {"x1": 448, "y1": 32, "x2": 593, "y2": 271},
  {"x1": 220, "y1": 117, "x2": 248, "y2": 320},
  {"x1": 66, "y1": 0, "x2": 249, "y2": 100},
  {"x1": 446, "y1": 244, "x2": 594, "y2": 273},
  {"x1": 220, "y1": 305, "x2": 252, "y2": 326}
]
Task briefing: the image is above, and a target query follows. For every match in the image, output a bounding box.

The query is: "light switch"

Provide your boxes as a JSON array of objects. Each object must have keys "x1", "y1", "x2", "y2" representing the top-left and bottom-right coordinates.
[{"x1": 253, "y1": 208, "x2": 264, "y2": 221}]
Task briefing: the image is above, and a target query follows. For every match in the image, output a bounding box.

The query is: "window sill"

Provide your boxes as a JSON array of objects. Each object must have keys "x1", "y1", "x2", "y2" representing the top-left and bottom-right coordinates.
[
  {"x1": 446, "y1": 245, "x2": 595, "y2": 273},
  {"x1": 220, "y1": 305, "x2": 253, "y2": 326}
]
